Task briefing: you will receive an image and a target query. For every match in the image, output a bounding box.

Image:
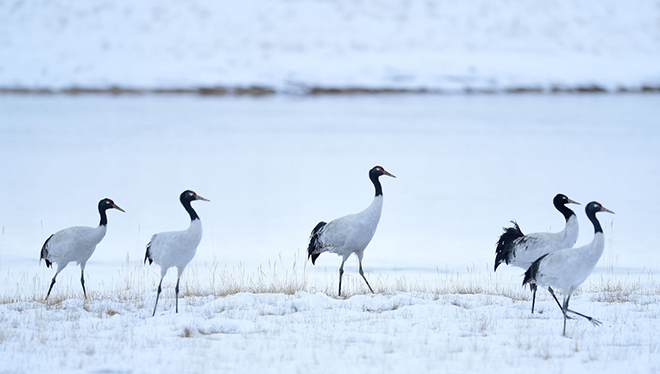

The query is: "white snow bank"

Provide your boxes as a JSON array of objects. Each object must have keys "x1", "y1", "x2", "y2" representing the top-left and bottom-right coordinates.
[
  {"x1": 1, "y1": 289, "x2": 659, "y2": 373},
  {"x1": 1, "y1": 0, "x2": 659, "y2": 92}
]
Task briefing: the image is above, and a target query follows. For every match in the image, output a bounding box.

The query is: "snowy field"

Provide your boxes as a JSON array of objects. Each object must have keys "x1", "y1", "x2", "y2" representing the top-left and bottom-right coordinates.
[
  {"x1": 2, "y1": 1, "x2": 660, "y2": 372},
  {"x1": 2, "y1": 286, "x2": 660, "y2": 373},
  {"x1": 2, "y1": 0, "x2": 660, "y2": 92},
  {"x1": 1, "y1": 94, "x2": 659, "y2": 372}
]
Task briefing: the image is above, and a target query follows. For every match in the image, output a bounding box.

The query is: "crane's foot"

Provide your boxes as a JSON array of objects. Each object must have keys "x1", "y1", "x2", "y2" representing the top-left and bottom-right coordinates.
[{"x1": 586, "y1": 317, "x2": 602, "y2": 327}]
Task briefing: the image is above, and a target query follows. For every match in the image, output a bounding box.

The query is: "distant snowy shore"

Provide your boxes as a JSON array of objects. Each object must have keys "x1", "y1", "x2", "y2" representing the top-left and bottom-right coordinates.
[
  {"x1": 2, "y1": 0, "x2": 659, "y2": 94},
  {"x1": 2, "y1": 83, "x2": 659, "y2": 96}
]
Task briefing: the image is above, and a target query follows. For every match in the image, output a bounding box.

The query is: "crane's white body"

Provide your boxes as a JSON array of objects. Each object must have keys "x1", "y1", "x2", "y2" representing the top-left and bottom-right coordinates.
[
  {"x1": 146, "y1": 219, "x2": 202, "y2": 279},
  {"x1": 41, "y1": 198, "x2": 123, "y2": 300},
  {"x1": 42, "y1": 225, "x2": 107, "y2": 270},
  {"x1": 145, "y1": 190, "x2": 208, "y2": 316},
  {"x1": 524, "y1": 201, "x2": 613, "y2": 335},
  {"x1": 507, "y1": 215, "x2": 579, "y2": 270},
  {"x1": 532, "y1": 232, "x2": 604, "y2": 295},
  {"x1": 316, "y1": 195, "x2": 383, "y2": 261},
  {"x1": 308, "y1": 165, "x2": 394, "y2": 295}
]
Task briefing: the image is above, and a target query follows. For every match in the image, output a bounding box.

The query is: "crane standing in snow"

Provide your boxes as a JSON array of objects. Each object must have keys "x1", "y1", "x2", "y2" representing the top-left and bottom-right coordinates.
[
  {"x1": 495, "y1": 194, "x2": 580, "y2": 313},
  {"x1": 144, "y1": 190, "x2": 209, "y2": 316},
  {"x1": 307, "y1": 166, "x2": 395, "y2": 296},
  {"x1": 523, "y1": 201, "x2": 614, "y2": 336},
  {"x1": 40, "y1": 198, "x2": 125, "y2": 300}
]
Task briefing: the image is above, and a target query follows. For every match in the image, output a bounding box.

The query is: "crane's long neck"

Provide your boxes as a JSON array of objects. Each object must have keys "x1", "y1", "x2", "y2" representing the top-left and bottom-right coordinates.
[
  {"x1": 188, "y1": 215, "x2": 203, "y2": 239},
  {"x1": 182, "y1": 199, "x2": 200, "y2": 221},
  {"x1": 361, "y1": 195, "x2": 384, "y2": 226},
  {"x1": 581, "y1": 205, "x2": 607, "y2": 268},
  {"x1": 555, "y1": 202, "x2": 576, "y2": 222},
  {"x1": 587, "y1": 208, "x2": 603, "y2": 234},
  {"x1": 562, "y1": 214, "x2": 580, "y2": 247},
  {"x1": 98, "y1": 206, "x2": 109, "y2": 226},
  {"x1": 370, "y1": 174, "x2": 383, "y2": 197}
]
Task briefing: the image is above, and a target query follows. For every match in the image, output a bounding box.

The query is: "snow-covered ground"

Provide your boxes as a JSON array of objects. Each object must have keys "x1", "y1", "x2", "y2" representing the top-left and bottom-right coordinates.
[
  {"x1": 2, "y1": 285, "x2": 660, "y2": 373},
  {"x1": 2, "y1": 2, "x2": 659, "y2": 370},
  {"x1": 0, "y1": 94, "x2": 659, "y2": 372},
  {"x1": 2, "y1": 0, "x2": 659, "y2": 92}
]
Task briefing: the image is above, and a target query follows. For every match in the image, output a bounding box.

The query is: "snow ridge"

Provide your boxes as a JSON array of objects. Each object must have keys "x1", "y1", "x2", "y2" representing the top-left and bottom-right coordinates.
[{"x1": 2, "y1": 0, "x2": 659, "y2": 93}]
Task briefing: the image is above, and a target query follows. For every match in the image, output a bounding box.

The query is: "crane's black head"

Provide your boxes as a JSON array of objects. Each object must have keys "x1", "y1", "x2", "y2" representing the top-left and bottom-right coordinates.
[
  {"x1": 553, "y1": 193, "x2": 579, "y2": 221},
  {"x1": 180, "y1": 190, "x2": 210, "y2": 204},
  {"x1": 98, "y1": 198, "x2": 125, "y2": 213},
  {"x1": 369, "y1": 166, "x2": 395, "y2": 196},
  {"x1": 97, "y1": 198, "x2": 124, "y2": 226},
  {"x1": 554, "y1": 194, "x2": 579, "y2": 207},
  {"x1": 180, "y1": 190, "x2": 210, "y2": 221},
  {"x1": 585, "y1": 201, "x2": 614, "y2": 233},
  {"x1": 369, "y1": 166, "x2": 396, "y2": 180}
]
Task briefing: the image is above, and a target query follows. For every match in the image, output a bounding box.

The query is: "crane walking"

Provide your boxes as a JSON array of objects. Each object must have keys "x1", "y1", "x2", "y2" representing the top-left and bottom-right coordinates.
[
  {"x1": 40, "y1": 198, "x2": 125, "y2": 300},
  {"x1": 523, "y1": 201, "x2": 614, "y2": 336},
  {"x1": 145, "y1": 190, "x2": 209, "y2": 316},
  {"x1": 307, "y1": 166, "x2": 395, "y2": 296},
  {"x1": 495, "y1": 194, "x2": 580, "y2": 312}
]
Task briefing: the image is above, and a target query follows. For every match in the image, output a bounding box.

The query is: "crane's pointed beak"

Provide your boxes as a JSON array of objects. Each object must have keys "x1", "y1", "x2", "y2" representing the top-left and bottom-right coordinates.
[
  {"x1": 383, "y1": 170, "x2": 396, "y2": 178},
  {"x1": 195, "y1": 194, "x2": 210, "y2": 202},
  {"x1": 567, "y1": 198, "x2": 580, "y2": 205},
  {"x1": 601, "y1": 206, "x2": 614, "y2": 214},
  {"x1": 113, "y1": 204, "x2": 126, "y2": 213}
]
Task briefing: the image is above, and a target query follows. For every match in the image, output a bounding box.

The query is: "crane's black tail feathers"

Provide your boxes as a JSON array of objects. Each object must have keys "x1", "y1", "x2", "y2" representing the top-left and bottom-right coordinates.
[
  {"x1": 307, "y1": 221, "x2": 327, "y2": 265},
  {"x1": 522, "y1": 253, "x2": 549, "y2": 290},
  {"x1": 144, "y1": 242, "x2": 153, "y2": 265},
  {"x1": 40, "y1": 234, "x2": 53, "y2": 268},
  {"x1": 494, "y1": 221, "x2": 524, "y2": 271}
]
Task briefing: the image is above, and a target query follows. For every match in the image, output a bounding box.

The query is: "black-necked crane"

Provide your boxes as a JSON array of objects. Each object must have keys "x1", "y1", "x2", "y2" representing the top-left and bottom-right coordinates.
[
  {"x1": 307, "y1": 166, "x2": 395, "y2": 296},
  {"x1": 494, "y1": 194, "x2": 580, "y2": 312},
  {"x1": 144, "y1": 190, "x2": 209, "y2": 316},
  {"x1": 523, "y1": 201, "x2": 614, "y2": 336},
  {"x1": 40, "y1": 198, "x2": 125, "y2": 300}
]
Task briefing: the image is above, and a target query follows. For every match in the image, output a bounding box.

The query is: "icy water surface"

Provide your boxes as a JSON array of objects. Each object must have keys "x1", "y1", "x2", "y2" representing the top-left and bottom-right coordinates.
[{"x1": 0, "y1": 94, "x2": 658, "y2": 293}]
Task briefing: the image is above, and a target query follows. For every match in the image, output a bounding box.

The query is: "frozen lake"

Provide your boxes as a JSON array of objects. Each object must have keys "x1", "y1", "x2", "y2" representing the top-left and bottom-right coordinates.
[{"x1": 0, "y1": 94, "x2": 658, "y2": 296}]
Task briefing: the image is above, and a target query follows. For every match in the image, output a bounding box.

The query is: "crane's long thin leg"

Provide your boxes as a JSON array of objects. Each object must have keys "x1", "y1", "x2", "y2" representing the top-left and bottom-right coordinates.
[
  {"x1": 152, "y1": 277, "x2": 163, "y2": 317},
  {"x1": 562, "y1": 295, "x2": 569, "y2": 336},
  {"x1": 548, "y1": 287, "x2": 573, "y2": 319},
  {"x1": 46, "y1": 274, "x2": 58, "y2": 300},
  {"x1": 531, "y1": 284, "x2": 537, "y2": 313},
  {"x1": 548, "y1": 288, "x2": 599, "y2": 325},
  {"x1": 566, "y1": 310, "x2": 601, "y2": 325},
  {"x1": 175, "y1": 277, "x2": 180, "y2": 314},
  {"x1": 548, "y1": 287, "x2": 563, "y2": 310},
  {"x1": 46, "y1": 277, "x2": 56, "y2": 300},
  {"x1": 45, "y1": 266, "x2": 64, "y2": 301},
  {"x1": 565, "y1": 294, "x2": 600, "y2": 327},
  {"x1": 338, "y1": 258, "x2": 346, "y2": 296},
  {"x1": 80, "y1": 263, "x2": 87, "y2": 299},
  {"x1": 358, "y1": 257, "x2": 374, "y2": 294}
]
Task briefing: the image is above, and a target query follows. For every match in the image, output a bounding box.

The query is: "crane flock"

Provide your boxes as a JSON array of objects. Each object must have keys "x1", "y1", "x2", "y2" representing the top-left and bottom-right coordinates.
[
  {"x1": 34, "y1": 166, "x2": 615, "y2": 335},
  {"x1": 523, "y1": 201, "x2": 614, "y2": 336},
  {"x1": 495, "y1": 194, "x2": 580, "y2": 313}
]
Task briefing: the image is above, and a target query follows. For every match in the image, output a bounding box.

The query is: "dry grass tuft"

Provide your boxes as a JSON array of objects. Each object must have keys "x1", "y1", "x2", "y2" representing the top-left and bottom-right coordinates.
[{"x1": 1, "y1": 250, "x2": 656, "y2": 308}]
